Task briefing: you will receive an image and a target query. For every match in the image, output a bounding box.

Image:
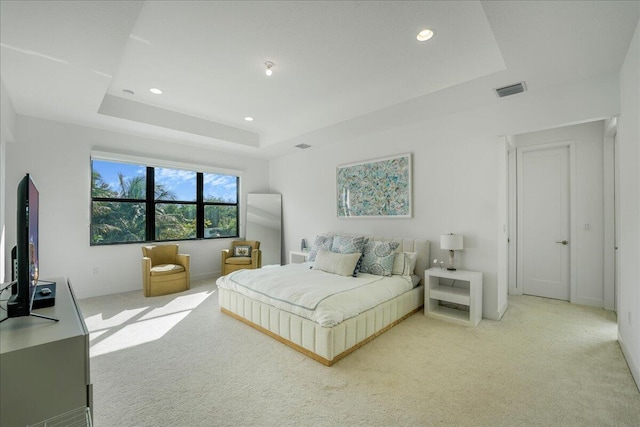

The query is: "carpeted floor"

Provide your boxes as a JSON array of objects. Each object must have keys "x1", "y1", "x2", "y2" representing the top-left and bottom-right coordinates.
[{"x1": 79, "y1": 279, "x2": 640, "y2": 427}]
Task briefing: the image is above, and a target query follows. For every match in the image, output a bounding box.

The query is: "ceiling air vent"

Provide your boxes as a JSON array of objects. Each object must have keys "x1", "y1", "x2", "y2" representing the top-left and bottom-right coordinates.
[
  {"x1": 295, "y1": 143, "x2": 311, "y2": 149},
  {"x1": 495, "y1": 82, "x2": 527, "y2": 98}
]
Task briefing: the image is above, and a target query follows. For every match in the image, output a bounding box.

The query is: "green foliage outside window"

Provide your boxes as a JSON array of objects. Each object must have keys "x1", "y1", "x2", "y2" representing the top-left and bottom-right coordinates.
[{"x1": 91, "y1": 160, "x2": 239, "y2": 245}]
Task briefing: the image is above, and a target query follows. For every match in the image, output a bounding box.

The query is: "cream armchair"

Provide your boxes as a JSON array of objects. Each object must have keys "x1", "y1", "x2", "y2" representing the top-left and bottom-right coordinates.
[
  {"x1": 221, "y1": 240, "x2": 262, "y2": 276},
  {"x1": 142, "y1": 244, "x2": 190, "y2": 297}
]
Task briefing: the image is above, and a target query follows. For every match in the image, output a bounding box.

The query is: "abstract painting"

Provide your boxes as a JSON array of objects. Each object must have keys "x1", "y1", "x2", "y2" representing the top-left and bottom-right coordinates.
[{"x1": 337, "y1": 153, "x2": 412, "y2": 218}]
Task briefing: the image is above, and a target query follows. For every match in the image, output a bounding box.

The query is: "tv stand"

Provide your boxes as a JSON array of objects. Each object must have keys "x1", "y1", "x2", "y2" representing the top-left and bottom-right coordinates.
[
  {"x1": 0, "y1": 277, "x2": 92, "y2": 426},
  {"x1": 28, "y1": 312, "x2": 59, "y2": 322},
  {"x1": 0, "y1": 281, "x2": 59, "y2": 322},
  {"x1": 0, "y1": 312, "x2": 58, "y2": 323}
]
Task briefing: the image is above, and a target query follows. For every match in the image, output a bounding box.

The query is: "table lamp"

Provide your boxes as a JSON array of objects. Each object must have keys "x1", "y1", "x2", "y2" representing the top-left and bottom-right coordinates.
[{"x1": 440, "y1": 233, "x2": 463, "y2": 271}]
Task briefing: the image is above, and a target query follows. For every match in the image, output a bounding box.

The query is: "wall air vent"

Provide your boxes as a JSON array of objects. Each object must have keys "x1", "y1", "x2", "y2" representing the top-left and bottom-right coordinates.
[
  {"x1": 495, "y1": 82, "x2": 527, "y2": 98},
  {"x1": 295, "y1": 143, "x2": 311, "y2": 149}
]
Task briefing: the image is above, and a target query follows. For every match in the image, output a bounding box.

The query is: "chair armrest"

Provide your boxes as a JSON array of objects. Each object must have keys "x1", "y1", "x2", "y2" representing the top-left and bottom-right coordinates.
[
  {"x1": 221, "y1": 249, "x2": 231, "y2": 263},
  {"x1": 142, "y1": 257, "x2": 152, "y2": 273},
  {"x1": 251, "y1": 249, "x2": 262, "y2": 269},
  {"x1": 176, "y1": 253, "x2": 190, "y2": 289},
  {"x1": 176, "y1": 253, "x2": 190, "y2": 269},
  {"x1": 142, "y1": 257, "x2": 152, "y2": 296}
]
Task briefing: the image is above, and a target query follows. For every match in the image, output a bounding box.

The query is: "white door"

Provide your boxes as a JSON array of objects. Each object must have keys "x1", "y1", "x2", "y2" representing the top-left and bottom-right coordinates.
[{"x1": 517, "y1": 145, "x2": 570, "y2": 300}]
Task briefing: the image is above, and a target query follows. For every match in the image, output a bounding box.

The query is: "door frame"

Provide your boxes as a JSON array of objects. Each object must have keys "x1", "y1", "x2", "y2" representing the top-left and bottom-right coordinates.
[
  {"x1": 512, "y1": 140, "x2": 577, "y2": 302},
  {"x1": 507, "y1": 141, "x2": 517, "y2": 295},
  {"x1": 603, "y1": 117, "x2": 617, "y2": 311}
]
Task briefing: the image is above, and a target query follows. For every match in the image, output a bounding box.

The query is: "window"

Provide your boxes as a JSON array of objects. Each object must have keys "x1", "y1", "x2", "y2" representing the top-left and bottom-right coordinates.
[
  {"x1": 91, "y1": 159, "x2": 239, "y2": 245},
  {"x1": 203, "y1": 172, "x2": 238, "y2": 238},
  {"x1": 154, "y1": 167, "x2": 197, "y2": 241}
]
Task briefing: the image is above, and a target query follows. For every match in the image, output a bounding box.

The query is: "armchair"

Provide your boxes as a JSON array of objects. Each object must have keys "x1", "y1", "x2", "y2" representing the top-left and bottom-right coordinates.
[
  {"x1": 142, "y1": 244, "x2": 190, "y2": 297},
  {"x1": 221, "y1": 240, "x2": 262, "y2": 276}
]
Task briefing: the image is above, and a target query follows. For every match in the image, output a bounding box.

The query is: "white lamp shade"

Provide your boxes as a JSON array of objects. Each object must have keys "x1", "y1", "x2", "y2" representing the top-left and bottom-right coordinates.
[{"x1": 441, "y1": 234, "x2": 463, "y2": 250}]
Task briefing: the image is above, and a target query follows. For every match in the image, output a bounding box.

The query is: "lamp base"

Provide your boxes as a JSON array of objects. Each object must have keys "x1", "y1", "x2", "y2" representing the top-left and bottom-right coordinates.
[{"x1": 447, "y1": 250, "x2": 456, "y2": 271}]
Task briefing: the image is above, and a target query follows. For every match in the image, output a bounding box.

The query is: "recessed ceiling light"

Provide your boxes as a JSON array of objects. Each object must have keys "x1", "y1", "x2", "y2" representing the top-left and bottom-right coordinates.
[
  {"x1": 416, "y1": 29, "x2": 434, "y2": 42},
  {"x1": 122, "y1": 89, "x2": 135, "y2": 96},
  {"x1": 150, "y1": 88, "x2": 163, "y2": 94},
  {"x1": 244, "y1": 116, "x2": 254, "y2": 122}
]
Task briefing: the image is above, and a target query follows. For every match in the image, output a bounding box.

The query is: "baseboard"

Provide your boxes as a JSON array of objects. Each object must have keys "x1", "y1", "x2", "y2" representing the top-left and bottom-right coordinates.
[
  {"x1": 618, "y1": 331, "x2": 640, "y2": 392},
  {"x1": 191, "y1": 272, "x2": 219, "y2": 282},
  {"x1": 76, "y1": 281, "x2": 139, "y2": 299},
  {"x1": 497, "y1": 300, "x2": 509, "y2": 320},
  {"x1": 77, "y1": 272, "x2": 220, "y2": 299},
  {"x1": 572, "y1": 296, "x2": 604, "y2": 308},
  {"x1": 483, "y1": 301, "x2": 509, "y2": 321}
]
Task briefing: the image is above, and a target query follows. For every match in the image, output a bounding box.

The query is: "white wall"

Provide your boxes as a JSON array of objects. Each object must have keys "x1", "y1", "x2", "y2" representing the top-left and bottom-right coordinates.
[
  {"x1": 0, "y1": 77, "x2": 17, "y2": 284},
  {"x1": 617, "y1": 20, "x2": 640, "y2": 390},
  {"x1": 0, "y1": 138, "x2": 4, "y2": 284},
  {"x1": 270, "y1": 74, "x2": 621, "y2": 321},
  {"x1": 513, "y1": 121, "x2": 606, "y2": 307},
  {"x1": 4, "y1": 116, "x2": 270, "y2": 298}
]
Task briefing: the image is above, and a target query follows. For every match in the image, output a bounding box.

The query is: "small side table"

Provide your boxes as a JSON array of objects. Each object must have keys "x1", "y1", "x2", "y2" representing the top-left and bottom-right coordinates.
[
  {"x1": 289, "y1": 250, "x2": 310, "y2": 264},
  {"x1": 425, "y1": 268, "x2": 483, "y2": 327}
]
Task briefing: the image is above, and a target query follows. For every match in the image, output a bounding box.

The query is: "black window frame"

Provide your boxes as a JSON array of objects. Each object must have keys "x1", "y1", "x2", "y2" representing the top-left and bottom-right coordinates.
[{"x1": 90, "y1": 160, "x2": 239, "y2": 246}]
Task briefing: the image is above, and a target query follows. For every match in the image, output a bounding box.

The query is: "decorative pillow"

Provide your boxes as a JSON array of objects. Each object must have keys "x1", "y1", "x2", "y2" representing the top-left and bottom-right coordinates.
[
  {"x1": 405, "y1": 252, "x2": 418, "y2": 275},
  {"x1": 331, "y1": 235, "x2": 365, "y2": 255},
  {"x1": 352, "y1": 254, "x2": 364, "y2": 277},
  {"x1": 233, "y1": 245, "x2": 252, "y2": 257},
  {"x1": 307, "y1": 235, "x2": 334, "y2": 262},
  {"x1": 392, "y1": 252, "x2": 418, "y2": 276},
  {"x1": 313, "y1": 249, "x2": 361, "y2": 277},
  {"x1": 360, "y1": 241, "x2": 400, "y2": 276},
  {"x1": 410, "y1": 274, "x2": 421, "y2": 287}
]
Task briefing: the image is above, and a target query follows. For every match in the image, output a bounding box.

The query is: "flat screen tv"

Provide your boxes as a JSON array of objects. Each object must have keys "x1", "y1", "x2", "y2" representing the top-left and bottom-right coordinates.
[{"x1": 6, "y1": 174, "x2": 39, "y2": 318}]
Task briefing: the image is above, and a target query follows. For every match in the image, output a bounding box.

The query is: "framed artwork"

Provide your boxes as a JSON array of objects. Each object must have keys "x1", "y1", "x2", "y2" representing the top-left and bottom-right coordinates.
[{"x1": 337, "y1": 153, "x2": 412, "y2": 218}]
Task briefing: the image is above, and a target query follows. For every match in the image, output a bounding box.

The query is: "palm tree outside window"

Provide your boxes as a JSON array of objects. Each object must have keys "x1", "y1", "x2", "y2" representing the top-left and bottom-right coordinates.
[{"x1": 90, "y1": 159, "x2": 239, "y2": 245}]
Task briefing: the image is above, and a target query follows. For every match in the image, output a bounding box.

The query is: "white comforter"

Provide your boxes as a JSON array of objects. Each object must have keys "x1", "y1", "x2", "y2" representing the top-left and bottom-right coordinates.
[{"x1": 215, "y1": 262, "x2": 414, "y2": 327}]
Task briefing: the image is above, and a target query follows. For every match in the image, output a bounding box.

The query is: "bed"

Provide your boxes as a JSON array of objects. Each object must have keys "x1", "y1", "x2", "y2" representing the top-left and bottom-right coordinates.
[{"x1": 216, "y1": 235, "x2": 430, "y2": 366}]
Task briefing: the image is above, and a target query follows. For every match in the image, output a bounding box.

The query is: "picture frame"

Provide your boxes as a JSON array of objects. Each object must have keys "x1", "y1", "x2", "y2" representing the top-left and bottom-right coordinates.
[{"x1": 336, "y1": 153, "x2": 412, "y2": 218}]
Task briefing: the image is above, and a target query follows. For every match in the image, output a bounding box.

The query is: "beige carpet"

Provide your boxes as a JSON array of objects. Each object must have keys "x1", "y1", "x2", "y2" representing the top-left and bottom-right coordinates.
[{"x1": 79, "y1": 279, "x2": 640, "y2": 427}]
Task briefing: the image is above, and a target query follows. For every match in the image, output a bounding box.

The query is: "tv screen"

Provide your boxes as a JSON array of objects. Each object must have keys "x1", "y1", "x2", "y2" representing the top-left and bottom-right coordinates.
[{"x1": 7, "y1": 174, "x2": 39, "y2": 318}]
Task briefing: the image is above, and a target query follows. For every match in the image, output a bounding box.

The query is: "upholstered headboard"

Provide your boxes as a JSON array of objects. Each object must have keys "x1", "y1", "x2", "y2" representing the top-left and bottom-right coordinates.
[{"x1": 321, "y1": 233, "x2": 430, "y2": 284}]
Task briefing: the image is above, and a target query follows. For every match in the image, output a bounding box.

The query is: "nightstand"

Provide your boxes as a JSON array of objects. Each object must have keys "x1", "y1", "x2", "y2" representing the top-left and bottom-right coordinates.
[
  {"x1": 425, "y1": 268, "x2": 483, "y2": 327},
  {"x1": 289, "y1": 250, "x2": 310, "y2": 264}
]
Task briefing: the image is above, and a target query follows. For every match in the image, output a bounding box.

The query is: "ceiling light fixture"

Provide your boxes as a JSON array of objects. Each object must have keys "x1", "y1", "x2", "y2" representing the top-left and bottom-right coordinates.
[
  {"x1": 150, "y1": 88, "x2": 163, "y2": 94},
  {"x1": 416, "y1": 29, "x2": 434, "y2": 42},
  {"x1": 122, "y1": 89, "x2": 135, "y2": 96},
  {"x1": 244, "y1": 116, "x2": 254, "y2": 122},
  {"x1": 265, "y1": 61, "x2": 274, "y2": 77}
]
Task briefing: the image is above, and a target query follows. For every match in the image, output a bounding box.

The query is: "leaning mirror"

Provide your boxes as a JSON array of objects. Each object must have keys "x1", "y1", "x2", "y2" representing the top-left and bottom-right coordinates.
[{"x1": 246, "y1": 194, "x2": 282, "y2": 266}]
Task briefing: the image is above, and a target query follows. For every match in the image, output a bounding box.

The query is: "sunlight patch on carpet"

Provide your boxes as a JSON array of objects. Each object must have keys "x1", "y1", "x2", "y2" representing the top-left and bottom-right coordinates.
[
  {"x1": 86, "y1": 290, "x2": 214, "y2": 357},
  {"x1": 139, "y1": 291, "x2": 212, "y2": 321},
  {"x1": 90, "y1": 311, "x2": 190, "y2": 357},
  {"x1": 89, "y1": 329, "x2": 108, "y2": 342},
  {"x1": 85, "y1": 307, "x2": 148, "y2": 332}
]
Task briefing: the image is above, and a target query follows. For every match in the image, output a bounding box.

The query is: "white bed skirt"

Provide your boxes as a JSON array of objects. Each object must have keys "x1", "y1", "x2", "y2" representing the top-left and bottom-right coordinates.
[{"x1": 219, "y1": 285, "x2": 424, "y2": 365}]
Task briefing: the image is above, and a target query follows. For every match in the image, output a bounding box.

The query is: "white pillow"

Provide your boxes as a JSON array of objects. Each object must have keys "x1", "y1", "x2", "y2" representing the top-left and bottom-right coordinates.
[
  {"x1": 313, "y1": 249, "x2": 362, "y2": 277},
  {"x1": 392, "y1": 252, "x2": 418, "y2": 276}
]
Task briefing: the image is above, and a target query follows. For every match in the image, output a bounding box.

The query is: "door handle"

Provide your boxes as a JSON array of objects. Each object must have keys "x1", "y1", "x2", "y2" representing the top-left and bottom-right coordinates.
[{"x1": 555, "y1": 240, "x2": 568, "y2": 245}]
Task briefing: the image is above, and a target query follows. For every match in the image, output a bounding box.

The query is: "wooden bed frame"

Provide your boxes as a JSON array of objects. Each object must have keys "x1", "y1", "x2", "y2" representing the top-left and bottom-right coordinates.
[{"x1": 218, "y1": 236, "x2": 430, "y2": 366}]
